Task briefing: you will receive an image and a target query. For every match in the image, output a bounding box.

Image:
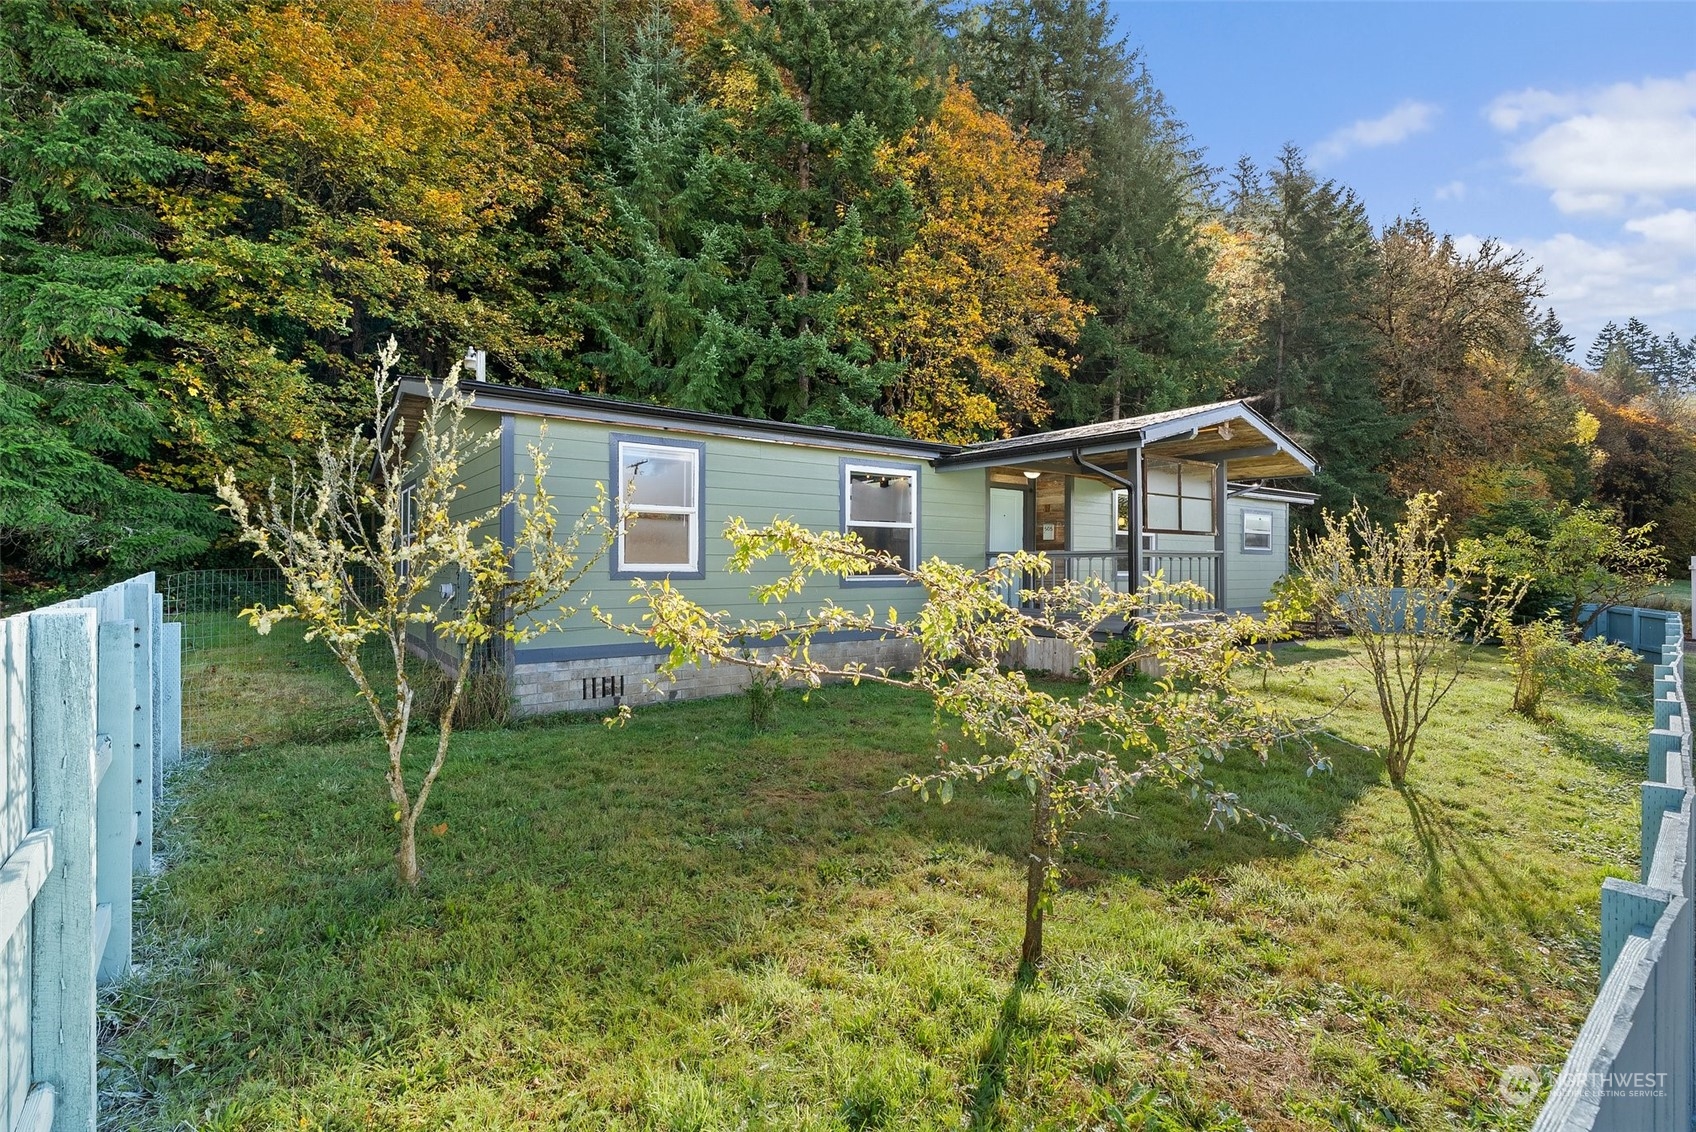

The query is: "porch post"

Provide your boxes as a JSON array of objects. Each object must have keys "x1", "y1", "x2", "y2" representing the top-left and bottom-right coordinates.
[
  {"x1": 1126, "y1": 448, "x2": 1142, "y2": 594},
  {"x1": 1213, "y1": 461, "x2": 1228, "y2": 613}
]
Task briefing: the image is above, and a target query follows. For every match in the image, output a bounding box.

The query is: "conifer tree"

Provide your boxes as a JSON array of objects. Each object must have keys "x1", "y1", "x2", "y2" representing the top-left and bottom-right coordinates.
[
  {"x1": 948, "y1": 0, "x2": 1226, "y2": 423},
  {"x1": 1232, "y1": 148, "x2": 1399, "y2": 520},
  {"x1": 0, "y1": 0, "x2": 219, "y2": 581},
  {"x1": 573, "y1": 0, "x2": 941, "y2": 430}
]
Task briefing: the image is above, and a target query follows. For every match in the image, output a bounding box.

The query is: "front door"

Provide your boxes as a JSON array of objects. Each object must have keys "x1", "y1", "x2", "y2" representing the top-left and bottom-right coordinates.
[{"x1": 988, "y1": 487, "x2": 1026, "y2": 554}]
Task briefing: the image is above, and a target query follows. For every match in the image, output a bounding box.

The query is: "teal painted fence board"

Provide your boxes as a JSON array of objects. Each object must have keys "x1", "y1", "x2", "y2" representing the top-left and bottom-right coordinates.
[
  {"x1": 1, "y1": 616, "x2": 30, "y2": 1132},
  {"x1": 93, "y1": 623, "x2": 134, "y2": 983},
  {"x1": 1537, "y1": 608, "x2": 1692, "y2": 1132},
  {"x1": 0, "y1": 575, "x2": 183, "y2": 1131},
  {"x1": 27, "y1": 609, "x2": 99, "y2": 1132},
  {"x1": 158, "y1": 623, "x2": 181, "y2": 775},
  {"x1": 123, "y1": 580, "x2": 155, "y2": 876}
]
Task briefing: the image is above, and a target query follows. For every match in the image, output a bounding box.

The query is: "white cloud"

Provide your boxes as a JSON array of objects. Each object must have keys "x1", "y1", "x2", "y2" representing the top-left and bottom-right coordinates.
[
  {"x1": 1488, "y1": 73, "x2": 1696, "y2": 214},
  {"x1": 1623, "y1": 208, "x2": 1696, "y2": 253},
  {"x1": 1312, "y1": 100, "x2": 1439, "y2": 164},
  {"x1": 1486, "y1": 88, "x2": 1575, "y2": 132},
  {"x1": 1433, "y1": 179, "x2": 1466, "y2": 202},
  {"x1": 1491, "y1": 228, "x2": 1696, "y2": 346}
]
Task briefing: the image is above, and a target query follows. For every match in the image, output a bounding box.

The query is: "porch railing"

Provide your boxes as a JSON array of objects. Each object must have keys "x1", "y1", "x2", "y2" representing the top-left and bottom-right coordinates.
[{"x1": 985, "y1": 551, "x2": 1221, "y2": 613}]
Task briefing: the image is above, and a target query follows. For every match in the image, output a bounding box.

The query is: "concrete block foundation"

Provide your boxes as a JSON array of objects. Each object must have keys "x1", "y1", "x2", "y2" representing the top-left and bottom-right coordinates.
[{"x1": 513, "y1": 638, "x2": 923, "y2": 716}]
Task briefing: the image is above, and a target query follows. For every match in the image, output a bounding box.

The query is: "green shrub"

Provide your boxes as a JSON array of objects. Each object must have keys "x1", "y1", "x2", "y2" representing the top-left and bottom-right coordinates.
[
  {"x1": 1504, "y1": 619, "x2": 1637, "y2": 717},
  {"x1": 746, "y1": 667, "x2": 781, "y2": 729}
]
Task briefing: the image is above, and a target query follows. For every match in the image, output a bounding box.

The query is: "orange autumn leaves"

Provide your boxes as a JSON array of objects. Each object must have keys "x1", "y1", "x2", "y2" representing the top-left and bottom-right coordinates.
[{"x1": 846, "y1": 81, "x2": 1086, "y2": 444}]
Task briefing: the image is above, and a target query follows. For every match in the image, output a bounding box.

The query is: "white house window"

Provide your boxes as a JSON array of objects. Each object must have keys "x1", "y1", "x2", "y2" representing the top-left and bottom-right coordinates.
[
  {"x1": 1243, "y1": 508, "x2": 1274, "y2": 553},
  {"x1": 1144, "y1": 459, "x2": 1214, "y2": 534},
  {"x1": 616, "y1": 440, "x2": 701, "y2": 573},
  {"x1": 844, "y1": 464, "x2": 917, "y2": 575}
]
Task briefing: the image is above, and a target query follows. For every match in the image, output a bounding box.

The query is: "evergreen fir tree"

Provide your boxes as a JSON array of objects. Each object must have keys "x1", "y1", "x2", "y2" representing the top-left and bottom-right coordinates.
[
  {"x1": 573, "y1": 1, "x2": 940, "y2": 429},
  {"x1": 0, "y1": 0, "x2": 219, "y2": 581},
  {"x1": 1235, "y1": 147, "x2": 1400, "y2": 520},
  {"x1": 948, "y1": 0, "x2": 1226, "y2": 424}
]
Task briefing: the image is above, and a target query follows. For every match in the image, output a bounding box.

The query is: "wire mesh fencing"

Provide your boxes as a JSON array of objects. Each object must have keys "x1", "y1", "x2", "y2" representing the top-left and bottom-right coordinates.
[{"x1": 161, "y1": 568, "x2": 386, "y2": 751}]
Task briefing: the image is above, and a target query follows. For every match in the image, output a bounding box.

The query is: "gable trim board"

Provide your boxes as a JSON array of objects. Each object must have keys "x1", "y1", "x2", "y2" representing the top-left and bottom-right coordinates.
[{"x1": 396, "y1": 380, "x2": 1314, "y2": 714}]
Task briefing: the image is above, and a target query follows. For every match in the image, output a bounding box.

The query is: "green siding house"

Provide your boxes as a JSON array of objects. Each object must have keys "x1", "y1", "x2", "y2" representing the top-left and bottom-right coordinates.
[{"x1": 400, "y1": 380, "x2": 1317, "y2": 715}]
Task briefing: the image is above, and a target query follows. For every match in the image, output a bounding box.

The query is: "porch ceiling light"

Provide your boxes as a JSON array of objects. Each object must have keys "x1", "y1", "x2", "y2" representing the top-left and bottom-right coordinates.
[{"x1": 1024, "y1": 469, "x2": 1041, "y2": 480}]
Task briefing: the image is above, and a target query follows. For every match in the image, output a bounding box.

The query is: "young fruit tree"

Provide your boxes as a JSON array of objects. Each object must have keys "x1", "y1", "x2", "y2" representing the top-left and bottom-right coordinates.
[
  {"x1": 1292, "y1": 493, "x2": 1527, "y2": 786},
  {"x1": 217, "y1": 339, "x2": 612, "y2": 888},
  {"x1": 612, "y1": 520, "x2": 1319, "y2": 970}
]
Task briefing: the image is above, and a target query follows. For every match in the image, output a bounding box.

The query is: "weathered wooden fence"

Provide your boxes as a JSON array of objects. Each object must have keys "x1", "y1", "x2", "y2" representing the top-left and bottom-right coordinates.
[
  {"x1": 0, "y1": 574, "x2": 181, "y2": 1132},
  {"x1": 1535, "y1": 608, "x2": 1690, "y2": 1130}
]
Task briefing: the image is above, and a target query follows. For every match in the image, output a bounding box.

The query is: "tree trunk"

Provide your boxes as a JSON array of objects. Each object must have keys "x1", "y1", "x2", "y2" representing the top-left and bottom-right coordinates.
[
  {"x1": 1386, "y1": 740, "x2": 1409, "y2": 785},
  {"x1": 397, "y1": 818, "x2": 420, "y2": 888},
  {"x1": 795, "y1": 95, "x2": 812, "y2": 412},
  {"x1": 1020, "y1": 789, "x2": 1056, "y2": 972},
  {"x1": 1020, "y1": 850, "x2": 1045, "y2": 972}
]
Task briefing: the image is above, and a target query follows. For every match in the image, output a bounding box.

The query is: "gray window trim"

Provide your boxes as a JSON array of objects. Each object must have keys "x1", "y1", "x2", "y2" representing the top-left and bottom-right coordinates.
[
  {"x1": 839, "y1": 457, "x2": 922, "y2": 588},
  {"x1": 609, "y1": 432, "x2": 708, "y2": 581}
]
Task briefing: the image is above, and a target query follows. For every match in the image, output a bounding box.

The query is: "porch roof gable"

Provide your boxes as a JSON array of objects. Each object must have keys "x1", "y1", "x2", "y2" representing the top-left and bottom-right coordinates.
[{"x1": 934, "y1": 399, "x2": 1317, "y2": 480}]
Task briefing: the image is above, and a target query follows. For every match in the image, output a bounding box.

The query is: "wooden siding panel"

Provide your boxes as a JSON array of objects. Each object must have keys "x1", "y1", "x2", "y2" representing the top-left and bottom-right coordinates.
[
  {"x1": 1224, "y1": 498, "x2": 1289, "y2": 613},
  {"x1": 447, "y1": 409, "x2": 505, "y2": 525},
  {"x1": 505, "y1": 418, "x2": 990, "y2": 654},
  {"x1": 1069, "y1": 480, "x2": 1116, "y2": 552}
]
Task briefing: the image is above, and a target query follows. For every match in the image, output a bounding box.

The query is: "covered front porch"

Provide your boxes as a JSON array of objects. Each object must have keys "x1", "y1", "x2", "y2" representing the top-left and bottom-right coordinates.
[{"x1": 938, "y1": 400, "x2": 1319, "y2": 615}]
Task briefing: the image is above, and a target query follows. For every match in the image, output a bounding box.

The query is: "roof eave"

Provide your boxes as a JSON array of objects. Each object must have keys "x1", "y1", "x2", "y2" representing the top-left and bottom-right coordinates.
[{"x1": 396, "y1": 378, "x2": 961, "y2": 459}]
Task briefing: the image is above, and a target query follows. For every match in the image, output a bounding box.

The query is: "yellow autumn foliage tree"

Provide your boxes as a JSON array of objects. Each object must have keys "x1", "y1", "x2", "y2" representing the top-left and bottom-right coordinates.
[
  {"x1": 846, "y1": 79, "x2": 1085, "y2": 443},
  {"x1": 144, "y1": 0, "x2": 577, "y2": 486}
]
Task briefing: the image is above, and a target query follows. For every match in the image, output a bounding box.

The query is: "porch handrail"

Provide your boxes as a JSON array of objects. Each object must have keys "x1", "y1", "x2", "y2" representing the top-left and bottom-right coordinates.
[{"x1": 984, "y1": 550, "x2": 1221, "y2": 613}]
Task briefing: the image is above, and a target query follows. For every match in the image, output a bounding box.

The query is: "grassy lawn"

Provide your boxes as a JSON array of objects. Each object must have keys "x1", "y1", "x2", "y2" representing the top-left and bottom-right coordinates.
[
  {"x1": 1646, "y1": 578, "x2": 1692, "y2": 615},
  {"x1": 180, "y1": 612, "x2": 420, "y2": 751},
  {"x1": 104, "y1": 641, "x2": 1652, "y2": 1130}
]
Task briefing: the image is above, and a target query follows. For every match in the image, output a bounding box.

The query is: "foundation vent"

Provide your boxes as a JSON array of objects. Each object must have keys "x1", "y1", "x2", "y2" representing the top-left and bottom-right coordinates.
[{"x1": 582, "y1": 675, "x2": 625, "y2": 701}]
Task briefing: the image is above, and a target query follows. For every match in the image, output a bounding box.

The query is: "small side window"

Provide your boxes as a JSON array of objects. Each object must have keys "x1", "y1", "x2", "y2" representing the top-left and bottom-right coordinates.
[
  {"x1": 1243, "y1": 508, "x2": 1274, "y2": 553},
  {"x1": 399, "y1": 484, "x2": 418, "y2": 543}
]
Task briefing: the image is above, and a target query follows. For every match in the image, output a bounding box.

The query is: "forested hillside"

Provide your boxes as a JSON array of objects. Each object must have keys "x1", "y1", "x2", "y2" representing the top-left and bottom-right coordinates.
[{"x1": 3, "y1": 0, "x2": 1692, "y2": 599}]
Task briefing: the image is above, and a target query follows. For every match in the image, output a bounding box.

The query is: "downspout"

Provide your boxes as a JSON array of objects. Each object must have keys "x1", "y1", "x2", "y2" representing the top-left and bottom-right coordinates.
[
  {"x1": 1070, "y1": 445, "x2": 1140, "y2": 493},
  {"x1": 1072, "y1": 442, "x2": 1142, "y2": 597}
]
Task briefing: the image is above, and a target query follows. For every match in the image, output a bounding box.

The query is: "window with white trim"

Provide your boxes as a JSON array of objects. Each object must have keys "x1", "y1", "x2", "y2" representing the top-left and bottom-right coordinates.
[
  {"x1": 616, "y1": 440, "x2": 700, "y2": 572},
  {"x1": 1242, "y1": 508, "x2": 1274, "y2": 552},
  {"x1": 844, "y1": 464, "x2": 917, "y2": 575},
  {"x1": 1144, "y1": 459, "x2": 1214, "y2": 534}
]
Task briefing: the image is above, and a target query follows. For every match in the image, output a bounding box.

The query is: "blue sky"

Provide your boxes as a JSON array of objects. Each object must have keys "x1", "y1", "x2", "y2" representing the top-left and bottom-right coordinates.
[{"x1": 1108, "y1": 1, "x2": 1696, "y2": 355}]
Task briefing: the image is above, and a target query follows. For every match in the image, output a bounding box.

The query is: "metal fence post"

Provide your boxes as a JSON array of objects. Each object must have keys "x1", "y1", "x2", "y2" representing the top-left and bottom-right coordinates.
[{"x1": 28, "y1": 608, "x2": 99, "y2": 1132}]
